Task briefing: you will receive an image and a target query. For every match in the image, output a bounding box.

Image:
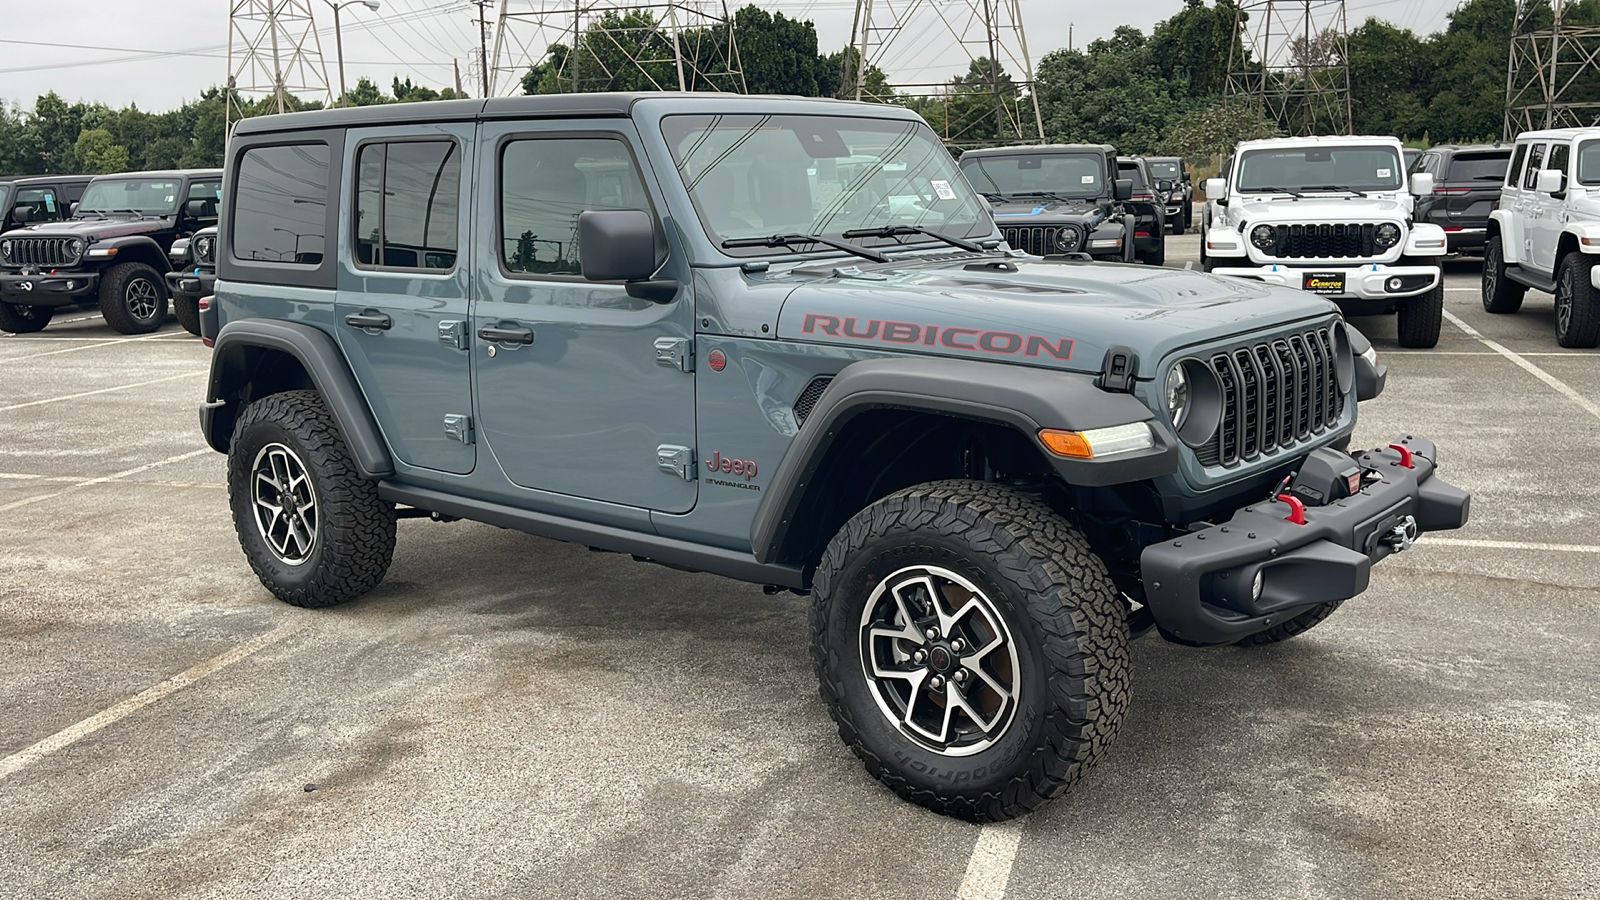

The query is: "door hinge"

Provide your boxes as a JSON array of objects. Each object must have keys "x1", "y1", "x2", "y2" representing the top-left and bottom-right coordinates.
[
  {"x1": 438, "y1": 320, "x2": 467, "y2": 350},
  {"x1": 657, "y1": 444, "x2": 695, "y2": 480},
  {"x1": 443, "y1": 414, "x2": 473, "y2": 445},
  {"x1": 654, "y1": 337, "x2": 694, "y2": 373}
]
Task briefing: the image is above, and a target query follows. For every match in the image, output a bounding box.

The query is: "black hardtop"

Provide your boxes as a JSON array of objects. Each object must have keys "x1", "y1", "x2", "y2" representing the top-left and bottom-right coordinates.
[
  {"x1": 88, "y1": 168, "x2": 222, "y2": 183},
  {"x1": 1427, "y1": 142, "x2": 1510, "y2": 155},
  {"x1": 960, "y1": 143, "x2": 1116, "y2": 159},
  {"x1": 230, "y1": 93, "x2": 910, "y2": 136},
  {"x1": 2, "y1": 174, "x2": 96, "y2": 189}
]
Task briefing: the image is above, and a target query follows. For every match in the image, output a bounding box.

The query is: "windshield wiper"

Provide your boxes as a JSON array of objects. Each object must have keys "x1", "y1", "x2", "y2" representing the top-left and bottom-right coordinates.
[
  {"x1": 842, "y1": 225, "x2": 985, "y2": 252},
  {"x1": 721, "y1": 233, "x2": 890, "y2": 264},
  {"x1": 978, "y1": 191, "x2": 1005, "y2": 202},
  {"x1": 1010, "y1": 191, "x2": 1080, "y2": 202},
  {"x1": 1294, "y1": 186, "x2": 1363, "y2": 195}
]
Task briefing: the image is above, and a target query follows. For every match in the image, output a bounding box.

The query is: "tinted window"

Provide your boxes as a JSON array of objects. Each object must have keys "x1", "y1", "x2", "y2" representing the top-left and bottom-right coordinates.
[
  {"x1": 15, "y1": 188, "x2": 61, "y2": 222},
  {"x1": 1117, "y1": 161, "x2": 1147, "y2": 189},
  {"x1": 1507, "y1": 143, "x2": 1529, "y2": 186},
  {"x1": 1445, "y1": 151, "x2": 1511, "y2": 183},
  {"x1": 353, "y1": 141, "x2": 460, "y2": 270},
  {"x1": 1522, "y1": 144, "x2": 1546, "y2": 190},
  {"x1": 1547, "y1": 143, "x2": 1570, "y2": 179},
  {"x1": 960, "y1": 153, "x2": 1105, "y2": 198},
  {"x1": 233, "y1": 144, "x2": 330, "y2": 264},
  {"x1": 500, "y1": 137, "x2": 650, "y2": 277},
  {"x1": 186, "y1": 180, "x2": 221, "y2": 219}
]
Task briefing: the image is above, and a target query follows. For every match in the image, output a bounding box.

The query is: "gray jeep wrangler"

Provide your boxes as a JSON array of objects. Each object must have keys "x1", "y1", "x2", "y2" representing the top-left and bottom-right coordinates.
[{"x1": 199, "y1": 95, "x2": 1470, "y2": 822}]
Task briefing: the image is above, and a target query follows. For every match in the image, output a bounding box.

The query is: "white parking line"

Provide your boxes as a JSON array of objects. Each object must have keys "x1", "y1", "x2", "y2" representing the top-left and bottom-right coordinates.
[
  {"x1": 0, "y1": 448, "x2": 212, "y2": 514},
  {"x1": 0, "y1": 371, "x2": 203, "y2": 413},
  {"x1": 1424, "y1": 537, "x2": 1600, "y2": 554},
  {"x1": 0, "y1": 622, "x2": 304, "y2": 782},
  {"x1": 0, "y1": 332, "x2": 190, "y2": 363},
  {"x1": 1442, "y1": 309, "x2": 1600, "y2": 421},
  {"x1": 955, "y1": 823, "x2": 1024, "y2": 900}
]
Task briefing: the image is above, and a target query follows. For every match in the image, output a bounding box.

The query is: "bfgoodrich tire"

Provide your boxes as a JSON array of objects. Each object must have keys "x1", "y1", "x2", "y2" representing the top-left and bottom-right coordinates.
[
  {"x1": 1554, "y1": 253, "x2": 1600, "y2": 348},
  {"x1": 1481, "y1": 235, "x2": 1526, "y2": 314},
  {"x1": 98, "y1": 261, "x2": 167, "y2": 334},
  {"x1": 1396, "y1": 263, "x2": 1443, "y2": 348},
  {"x1": 173, "y1": 293, "x2": 201, "y2": 336},
  {"x1": 0, "y1": 301, "x2": 52, "y2": 334},
  {"x1": 1235, "y1": 601, "x2": 1344, "y2": 645},
  {"x1": 810, "y1": 480, "x2": 1131, "y2": 822},
  {"x1": 227, "y1": 390, "x2": 396, "y2": 607}
]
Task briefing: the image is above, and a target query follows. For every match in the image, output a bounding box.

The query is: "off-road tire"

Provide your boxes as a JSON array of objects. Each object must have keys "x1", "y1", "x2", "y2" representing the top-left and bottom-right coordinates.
[
  {"x1": 1141, "y1": 231, "x2": 1166, "y2": 267},
  {"x1": 0, "y1": 301, "x2": 52, "y2": 334},
  {"x1": 1121, "y1": 216, "x2": 1137, "y2": 263},
  {"x1": 1236, "y1": 601, "x2": 1344, "y2": 645},
  {"x1": 227, "y1": 390, "x2": 396, "y2": 608},
  {"x1": 98, "y1": 261, "x2": 168, "y2": 334},
  {"x1": 173, "y1": 293, "x2": 201, "y2": 336},
  {"x1": 810, "y1": 479, "x2": 1132, "y2": 822},
  {"x1": 1480, "y1": 235, "x2": 1526, "y2": 314},
  {"x1": 1168, "y1": 213, "x2": 1183, "y2": 236},
  {"x1": 1554, "y1": 253, "x2": 1600, "y2": 348},
  {"x1": 1396, "y1": 261, "x2": 1443, "y2": 348}
]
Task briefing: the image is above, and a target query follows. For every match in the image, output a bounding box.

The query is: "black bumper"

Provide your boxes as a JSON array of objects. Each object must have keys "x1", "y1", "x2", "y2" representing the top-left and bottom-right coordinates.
[
  {"x1": 1140, "y1": 436, "x2": 1469, "y2": 645},
  {"x1": 166, "y1": 270, "x2": 216, "y2": 298},
  {"x1": 0, "y1": 272, "x2": 98, "y2": 307}
]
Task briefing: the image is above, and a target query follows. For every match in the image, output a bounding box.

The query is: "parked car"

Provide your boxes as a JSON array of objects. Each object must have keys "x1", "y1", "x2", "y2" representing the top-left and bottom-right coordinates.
[
  {"x1": 1142, "y1": 156, "x2": 1192, "y2": 233},
  {"x1": 165, "y1": 224, "x2": 216, "y2": 336},
  {"x1": 1402, "y1": 147, "x2": 1422, "y2": 174},
  {"x1": 1115, "y1": 156, "x2": 1167, "y2": 264},
  {"x1": 1411, "y1": 143, "x2": 1513, "y2": 254},
  {"x1": 957, "y1": 143, "x2": 1137, "y2": 262},
  {"x1": 200, "y1": 94, "x2": 1466, "y2": 822},
  {"x1": 0, "y1": 175, "x2": 94, "y2": 234},
  {"x1": 1484, "y1": 127, "x2": 1600, "y2": 346},
  {"x1": 1200, "y1": 135, "x2": 1448, "y2": 347},
  {"x1": 0, "y1": 169, "x2": 221, "y2": 334}
]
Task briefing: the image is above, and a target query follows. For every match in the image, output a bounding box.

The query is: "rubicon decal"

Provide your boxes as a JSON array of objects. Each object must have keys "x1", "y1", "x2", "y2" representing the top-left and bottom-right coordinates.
[
  {"x1": 801, "y1": 314, "x2": 1073, "y2": 360},
  {"x1": 705, "y1": 450, "x2": 757, "y2": 480}
]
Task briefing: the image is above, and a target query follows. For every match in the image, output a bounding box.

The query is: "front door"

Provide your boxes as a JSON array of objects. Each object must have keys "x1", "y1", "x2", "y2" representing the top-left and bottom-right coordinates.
[
  {"x1": 471, "y1": 122, "x2": 697, "y2": 513},
  {"x1": 1515, "y1": 142, "x2": 1546, "y2": 264},
  {"x1": 336, "y1": 126, "x2": 476, "y2": 475}
]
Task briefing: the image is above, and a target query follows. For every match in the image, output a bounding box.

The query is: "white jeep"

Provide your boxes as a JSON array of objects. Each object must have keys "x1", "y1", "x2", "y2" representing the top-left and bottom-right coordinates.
[
  {"x1": 1201, "y1": 136, "x2": 1448, "y2": 348},
  {"x1": 1483, "y1": 127, "x2": 1600, "y2": 347}
]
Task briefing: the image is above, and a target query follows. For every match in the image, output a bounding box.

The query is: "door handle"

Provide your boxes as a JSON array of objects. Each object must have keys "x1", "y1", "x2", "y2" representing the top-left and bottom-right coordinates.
[
  {"x1": 344, "y1": 311, "x2": 391, "y2": 330},
  {"x1": 477, "y1": 324, "x2": 535, "y2": 345}
]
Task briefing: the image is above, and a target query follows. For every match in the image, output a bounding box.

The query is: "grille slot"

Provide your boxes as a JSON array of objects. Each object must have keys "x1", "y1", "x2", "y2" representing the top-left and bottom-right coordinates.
[
  {"x1": 1195, "y1": 326, "x2": 1345, "y2": 468},
  {"x1": 1260, "y1": 222, "x2": 1377, "y2": 259},
  {"x1": 1001, "y1": 225, "x2": 1073, "y2": 256},
  {"x1": 792, "y1": 376, "x2": 833, "y2": 426},
  {"x1": 7, "y1": 237, "x2": 78, "y2": 268}
]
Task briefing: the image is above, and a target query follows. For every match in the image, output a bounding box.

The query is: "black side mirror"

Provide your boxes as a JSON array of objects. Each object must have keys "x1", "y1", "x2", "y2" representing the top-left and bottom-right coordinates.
[
  {"x1": 1156, "y1": 179, "x2": 1174, "y2": 193},
  {"x1": 184, "y1": 199, "x2": 209, "y2": 219},
  {"x1": 578, "y1": 209, "x2": 677, "y2": 302},
  {"x1": 1113, "y1": 178, "x2": 1134, "y2": 202},
  {"x1": 11, "y1": 205, "x2": 31, "y2": 225}
]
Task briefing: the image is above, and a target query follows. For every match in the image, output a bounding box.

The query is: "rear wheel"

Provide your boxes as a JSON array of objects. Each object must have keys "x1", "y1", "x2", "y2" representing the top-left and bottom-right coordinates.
[
  {"x1": 98, "y1": 262, "x2": 167, "y2": 334},
  {"x1": 1141, "y1": 230, "x2": 1165, "y2": 266},
  {"x1": 811, "y1": 480, "x2": 1131, "y2": 822},
  {"x1": 0, "y1": 301, "x2": 52, "y2": 334},
  {"x1": 1396, "y1": 261, "x2": 1443, "y2": 348},
  {"x1": 1555, "y1": 253, "x2": 1600, "y2": 348},
  {"x1": 1481, "y1": 235, "x2": 1526, "y2": 314}
]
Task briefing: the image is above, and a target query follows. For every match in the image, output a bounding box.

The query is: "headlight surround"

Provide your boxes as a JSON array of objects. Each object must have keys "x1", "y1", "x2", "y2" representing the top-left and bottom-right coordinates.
[
  {"x1": 1165, "y1": 363, "x2": 1190, "y2": 429},
  {"x1": 1250, "y1": 224, "x2": 1277, "y2": 250},
  {"x1": 1374, "y1": 222, "x2": 1402, "y2": 249},
  {"x1": 1167, "y1": 358, "x2": 1225, "y2": 450},
  {"x1": 1054, "y1": 225, "x2": 1083, "y2": 254},
  {"x1": 194, "y1": 236, "x2": 215, "y2": 265},
  {"x1": 0, "y1": 239, "x2": 10, "y2": 262},
  {"x1": 66, "y1": 238, "x2": 84, "y2": 262}
]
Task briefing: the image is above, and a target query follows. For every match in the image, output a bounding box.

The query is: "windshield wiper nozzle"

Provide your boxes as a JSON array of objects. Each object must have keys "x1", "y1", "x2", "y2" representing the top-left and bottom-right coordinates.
[
  {"x1": 842, "y1": 225, "x2": 984, "y2": 252},
  {"x1": 721, "y1": 233, "x2": 889, "y2": 264}
]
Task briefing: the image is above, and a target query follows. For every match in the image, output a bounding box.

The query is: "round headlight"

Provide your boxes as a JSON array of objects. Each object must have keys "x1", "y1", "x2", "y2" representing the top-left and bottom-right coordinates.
[
  {"x1": 1054, "y1": 226, "x2": 1082, "y2": 254},
  {"x1": 195, "y1": 236, "x2": 214, "y2": 263},
  {"x1": 67, "y1": 238, "x2": 84, "y2": 258},
  {"x1": 1374, "y1": 222, "x2": 1402, "y2": 248},
  {"x1": 1250, "y1": 224, "x2": 1277, "y2": 250},
  {"x1": 0, "y1": 240, "x2": 10, "y2": 260},
  {"x1": 1165, "y1": 363, "x2": 1190, "y2": 429}
]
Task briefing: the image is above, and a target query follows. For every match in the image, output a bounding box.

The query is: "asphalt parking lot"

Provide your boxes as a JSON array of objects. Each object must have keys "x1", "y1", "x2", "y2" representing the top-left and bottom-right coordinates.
[{"x1": 2, "y1": 237, "x2": 1598, "y2": 900}]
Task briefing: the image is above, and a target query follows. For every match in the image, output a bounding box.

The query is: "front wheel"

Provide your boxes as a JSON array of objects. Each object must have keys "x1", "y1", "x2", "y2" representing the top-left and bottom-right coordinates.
[
  {"x1": 1555, "y1": 253, "x2": 1600, "y2": 348},
  {"x1": 1396, "y1": 262, "x2": 1443, "y2": 348},
  {"x1": 98, "y1": 262, "x2": 168, "y2": 334},
  {"x1": 811, "y1": 480, "x2": 1131, "y2": 822},
  {"x1": 173, "y1": 293, "x2": 201, "y2": 336},
  {"x1": 0, "y1": 301, "x2": 52, "y2": 334}
]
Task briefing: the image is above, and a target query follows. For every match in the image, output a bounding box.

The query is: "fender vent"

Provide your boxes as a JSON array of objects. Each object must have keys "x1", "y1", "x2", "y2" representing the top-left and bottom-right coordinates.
[{"x1": 792, "y1": 376, "x2": 834, "y2": 425}]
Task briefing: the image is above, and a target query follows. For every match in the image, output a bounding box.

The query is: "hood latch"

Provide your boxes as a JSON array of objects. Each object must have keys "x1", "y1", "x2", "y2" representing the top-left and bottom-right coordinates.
[{"x1": 1098, "y1": 346, "x2": 1138, "y2": 392}]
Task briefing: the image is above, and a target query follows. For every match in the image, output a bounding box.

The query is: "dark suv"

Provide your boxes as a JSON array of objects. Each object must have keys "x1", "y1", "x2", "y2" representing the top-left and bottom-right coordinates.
[
  {"x1": 1, "y1": 175, "x2": 95, "y2": 234},
  {"x1": 166, "y1": 225, "x2": 217, "y2": 336},
  {"x1": 1142, "y1": 157, "x2": 1191, "y2": 233},
  {"x1": 1116, "y1": 157, "x2": 1167, "y2": 265},
  {"x1": 957, "y1": 144, "x2": 1138, "y2": 262},
  {"x1": 0, "y1": 169, "x2": 222, "y2": 334},
  {"x1": 1411, "y1": 144, "x2": 1513, "y2": 253}
]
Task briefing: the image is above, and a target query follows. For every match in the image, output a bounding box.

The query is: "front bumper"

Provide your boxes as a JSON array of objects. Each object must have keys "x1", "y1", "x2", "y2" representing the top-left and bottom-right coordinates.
[
  {"x1": 1208, "y1": 261, "x2": 1439, "y2": 300},
  {"x1": 1140, "y1": 436, "x2": 1469, "y2": 645},
  {"x1": 166, "y1": 269, "x2": 216, "y2": 298},
  {"x1": 0, "y1": 272, "x2": 99, "y2": 307}
]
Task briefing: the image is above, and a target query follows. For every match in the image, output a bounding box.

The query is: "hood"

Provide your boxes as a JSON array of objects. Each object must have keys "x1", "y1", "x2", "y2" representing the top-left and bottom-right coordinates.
[
  {"x1": 774, "y1": 254, "x2": 1337, "y2": 379},
  {"x1": 1233, "y1": 194, "x2": 1410, "y2": 224},
  {"x1": 987, "y1": 198, "x2": 1105, "y2": 224},
  {"x1": 7, "y1": 215, "x2": 171, "y2": 242}
]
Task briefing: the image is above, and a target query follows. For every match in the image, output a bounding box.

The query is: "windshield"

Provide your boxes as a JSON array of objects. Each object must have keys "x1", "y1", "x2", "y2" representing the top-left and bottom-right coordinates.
[
  {"x1": 1446, "y1": 152, "x2": 1512, "y2": 182},
  {"x1": 1575, "y1": 141, "x2": 1600, "y2": 185},
  {"x1": 661, "y1": 114, "x2": 990, "y2": 254},
  {"x1": 1146, "y1": 160, "x2": 1180, "y2": 179},
  {"x1": 959, "y1": 152, "x2": 1105, "y2": 200},
  {"x1": 76, "y1": 178, "x2": 181, "y2": 216},
  {"x1": 1236, "y1": 145, "x2": 1403, "y2": 193}
]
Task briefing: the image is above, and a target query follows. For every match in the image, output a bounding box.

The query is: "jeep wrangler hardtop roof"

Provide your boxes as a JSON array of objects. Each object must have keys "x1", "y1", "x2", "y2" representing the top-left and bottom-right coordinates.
[
  {"x1": 86, "y1": 168, "x2": 222, "y2": 181},
  {"x1": 1509, "y1": 127, "x2": 1600, "y2": 141},
  {"x1": 1234, "y1": 135, "x2": 1403, "y2": 151},
  {"x1": 959, "y1": 143, "x2": 1116, "y2": 159}
]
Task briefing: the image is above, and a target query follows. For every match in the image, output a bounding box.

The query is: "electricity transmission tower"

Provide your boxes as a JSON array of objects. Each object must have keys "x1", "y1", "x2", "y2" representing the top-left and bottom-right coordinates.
[
  {"x1": 227, "y1": 0, "x2": 334, "y2": 133},
  {"x1": 842, "y1": 0, "x2": 1045, "y2": 146},
  {"x1": 1225, "y1": 0, "x2": 1352, "y2": 136},
  {"x1": 487, "y1": 0, "x2": 745, "y2": 97},
  {"x1": 1505, "y1": 0, "x2": 1600, "y2": 135}
]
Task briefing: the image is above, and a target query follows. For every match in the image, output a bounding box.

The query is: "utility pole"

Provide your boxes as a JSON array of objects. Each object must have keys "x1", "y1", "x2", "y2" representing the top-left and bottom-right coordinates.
[{"x1": 476, "y1": 0, "x2": 492, "y2": 97}]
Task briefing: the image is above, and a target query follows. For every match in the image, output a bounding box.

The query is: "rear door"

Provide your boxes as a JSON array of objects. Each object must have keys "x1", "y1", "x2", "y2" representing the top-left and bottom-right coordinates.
[
  {"x1": 336, "y1": 126, "x2": 476, "y2": 475},
  {"x1": 1533, "y1": 142, "x2": 1571, "y2": 273},
  {"x1": 1501, "y1": 142, "x2": 1529, "y2": 261}
]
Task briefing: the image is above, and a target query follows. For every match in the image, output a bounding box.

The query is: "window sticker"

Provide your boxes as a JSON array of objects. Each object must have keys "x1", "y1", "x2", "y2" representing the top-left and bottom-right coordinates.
[
  {"x1": 1377, "y1": 168, "x2": 1392, "y2": 178},
  {"x1": 44, "y1": 196, "x2": 56, "y2": 212},
  {"x1": 165, "y1": 194, "x2": 175, "y2": 203},
  {"x1": 931, "y1": 179, "x2": 956, "y2": 200}
]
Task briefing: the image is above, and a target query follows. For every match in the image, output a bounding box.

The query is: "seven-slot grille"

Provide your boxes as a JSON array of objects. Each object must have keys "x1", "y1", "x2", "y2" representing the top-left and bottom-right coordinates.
[
  {"x1": 1001, "y1": 225, "x2": 1077, "y2": 256},
  {"x1": 1257, "y1": 223, "x2": 1379, "y2": 259},
  {"x1": 1195, "y1": 327, "x2": 1346, "y2": 467},
  {"x1": 4, "y1": 237, "x2": 79, "y2": 268}
]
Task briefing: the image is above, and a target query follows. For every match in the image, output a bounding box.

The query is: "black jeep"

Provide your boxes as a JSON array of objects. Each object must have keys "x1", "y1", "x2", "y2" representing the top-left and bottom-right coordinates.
[
  {"x1": 1142, "y1": 156, "x2": 1191, "y2": 234},
  {"x1": 0, "y1": 169, "x2": 222, "y2": 334},
  {"x1": 165, "y1": 225, "x2": 217, "y2": 336},
  {"x1": 1, "y1": 175, "x2": 95, "y2": 235},
  {"x1": 957, "y1": 144, "x2": 1139, "y2": 262}
]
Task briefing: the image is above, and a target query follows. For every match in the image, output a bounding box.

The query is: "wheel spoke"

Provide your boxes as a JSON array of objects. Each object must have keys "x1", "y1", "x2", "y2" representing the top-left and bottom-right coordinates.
[
  {"x1": 948, "y1": 679, "x2": 1005, "y2": 734},
  {"x1": 249, "y1": 442, "x2": 318, "y2": 565},
  {"x1": 964, "y1": 660, "x2": 1013, "y2": 711}
]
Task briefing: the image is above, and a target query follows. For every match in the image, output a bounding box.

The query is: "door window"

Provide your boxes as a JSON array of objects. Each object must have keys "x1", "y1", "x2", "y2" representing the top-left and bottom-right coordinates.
[
  {"x1": 1522, "y1": 144, "x2": 1547, "y2": 190},
  {"x1": 353, "y1": 140, "x2": 461, "y2": 270},
  {"x1": 14, "y1": 188, "x2": 60, "y2": 221},
  {"x1": 499, "y1": 137, "x2": 652, "y2": 277},
  {"x1": 186, "y1": 180, "x2": 221, "y2": 220},
  {"x1": 1547, "y1": 143, "x2": 1571, "y2": 184}
]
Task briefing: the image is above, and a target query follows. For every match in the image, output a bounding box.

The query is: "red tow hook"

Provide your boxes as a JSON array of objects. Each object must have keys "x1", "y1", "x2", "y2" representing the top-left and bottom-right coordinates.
[
  {"x1": 1388, "y1": 443, "x2": 1414, "y2": 468},
  {"x1": 1276, "y1": 493, "x2": 1307, "y2": 525}
]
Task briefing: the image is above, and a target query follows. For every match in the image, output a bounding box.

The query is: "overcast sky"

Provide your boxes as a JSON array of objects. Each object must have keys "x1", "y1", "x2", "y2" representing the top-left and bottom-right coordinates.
[{"x1": 0, "y1": 0, "x2": 1462, "y2": 112}]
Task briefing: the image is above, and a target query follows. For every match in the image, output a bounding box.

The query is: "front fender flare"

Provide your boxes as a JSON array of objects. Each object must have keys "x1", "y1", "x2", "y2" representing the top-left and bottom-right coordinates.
[
  {"x1": 748, "y1": 357, "x2": 1178, "y2": 565},
  {"x1": 202, "y1": 318, "x2": 393, "y2": 478},
  {"x1": 97, "y1": 235, "x2": 172, "y2": 271}
]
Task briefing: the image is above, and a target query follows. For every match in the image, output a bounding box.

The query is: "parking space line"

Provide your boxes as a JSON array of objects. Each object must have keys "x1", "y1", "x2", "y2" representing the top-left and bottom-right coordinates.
[
  {"x1": 1424, "y1": 537, "x2": 1600, "y2": 553},
  {"x1": 1442, "y1": 310, "x2": 1600, "y2": 421},
  {"x1": 0, "y1": 621, "x2": 304, "y2": 782},
  {"x1": 0, "y1": 448, "x2": 212, "y2": 514},
  {"x1": 955, "y1": 823, "x2": 1023, "y2": 900},
  {"x1": 0, "y1": 371, "x2": 204, "y2": 413},
  {"x1": 0, "y1": 332, "x2": 191, "y2": 363}
]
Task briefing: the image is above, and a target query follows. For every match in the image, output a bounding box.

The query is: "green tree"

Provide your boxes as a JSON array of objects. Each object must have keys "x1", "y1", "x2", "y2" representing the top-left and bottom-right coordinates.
[
  {"x1": 73, "y1": 128, "x2": 129, "y2": 174},
  {"x1": 1149, "y1": 0, "x2": 1247, "y2": 97},
  {"x1": 731, "y1": 7, "x2": 820, "y2": 95},
  {"x1": 1035, "y1": 28, "x2": 1195, "y2": 152}
]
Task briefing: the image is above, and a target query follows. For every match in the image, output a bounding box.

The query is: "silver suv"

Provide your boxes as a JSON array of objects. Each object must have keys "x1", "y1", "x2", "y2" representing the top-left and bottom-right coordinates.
[{"x1": 1483, "y1": 128, "x2": 1600, "y2": 347}]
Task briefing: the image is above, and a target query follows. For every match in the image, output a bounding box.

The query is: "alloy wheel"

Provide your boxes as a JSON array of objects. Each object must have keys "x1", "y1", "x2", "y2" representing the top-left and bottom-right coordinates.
[
  {"x1": 1558, "y1": 267, "x2": 1573, "y2": 335},
  {"x1": 858, "y1": 565, "x2": 1021, "y2": 756},
  {"x1": 250, "y1": 442, "x2": 319, "y2": 565},
  {"x1": 125, "y1": 277, "x2": 160, "y2": 321}
]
